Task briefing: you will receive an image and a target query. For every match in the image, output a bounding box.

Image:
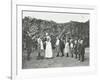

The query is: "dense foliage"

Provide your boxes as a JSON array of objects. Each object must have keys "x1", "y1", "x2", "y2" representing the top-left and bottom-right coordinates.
[{"x1": 22, "y1": 17, "x2": 89, "y2": 49}]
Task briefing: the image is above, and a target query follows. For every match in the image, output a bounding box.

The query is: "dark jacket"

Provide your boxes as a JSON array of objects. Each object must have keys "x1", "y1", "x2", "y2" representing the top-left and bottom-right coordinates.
[
  {"x1": 26, "y1": 35, "x2": 33, "y2": 49},
  {"x1": 59, "y1": 39, "x2": 65, "y2": 50}
]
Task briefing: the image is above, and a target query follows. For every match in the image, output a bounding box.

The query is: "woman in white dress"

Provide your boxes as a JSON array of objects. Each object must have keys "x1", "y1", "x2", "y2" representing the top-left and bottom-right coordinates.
[
  {"x1": 45, "y1": 35, "x2": 53, "y2": 58},
  {"x1": 64, "y1": 38, "x2": 70, "y2": 57}
]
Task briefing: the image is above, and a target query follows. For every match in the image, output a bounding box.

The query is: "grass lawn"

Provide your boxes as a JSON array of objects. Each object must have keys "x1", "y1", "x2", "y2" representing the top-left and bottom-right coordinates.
[{"x1": 22, "y1": 48, "x2": 89, "y2": 69}]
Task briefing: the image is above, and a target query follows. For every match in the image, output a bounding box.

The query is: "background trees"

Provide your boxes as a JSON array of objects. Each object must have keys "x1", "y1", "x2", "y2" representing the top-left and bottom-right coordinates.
[{"x1": 22, "y1": 17, "x2": 89, "y2": 49}]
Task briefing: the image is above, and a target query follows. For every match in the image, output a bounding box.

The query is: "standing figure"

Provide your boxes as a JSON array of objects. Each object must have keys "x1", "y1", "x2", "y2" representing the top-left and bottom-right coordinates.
[
  {"x1": 69, "y1": 39, "x2": 74, "y2": 58},
  {"x1": 56, "y1": 37, "x2": 60, "y2": 57},
  {"x1": 78, "y1": 39, "x2": 85, "y2": 62},
  {"x1": 74, "y1": 40, "x2": 78, "y2": 59},
  {"x1": 43, "y1": 36, "x2": 47, "y2": 50},
  {"x1": 45, "y1": 34, "x2": 53, "y2": 58},
  {"x1": 59, "y1": 38, "x2": 65, "y2": 57},
  {"x1": 26, "y1": 32, "x2": 33, "y2": 60},
  {"x1": 64, "y1": 38, "x2": 70, "y2": 57},
  {"x1": 77, "y1": 39, "x2": 81, "y2": 60},
  {"x1": 37, "y1": 37, "x2": 44, "y2": 57}
]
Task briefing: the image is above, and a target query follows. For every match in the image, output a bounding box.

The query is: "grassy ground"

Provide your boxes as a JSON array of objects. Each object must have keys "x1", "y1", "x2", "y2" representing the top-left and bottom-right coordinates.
[{"x1": 22, "y1": 48, "x2": 89, "y2": 69}]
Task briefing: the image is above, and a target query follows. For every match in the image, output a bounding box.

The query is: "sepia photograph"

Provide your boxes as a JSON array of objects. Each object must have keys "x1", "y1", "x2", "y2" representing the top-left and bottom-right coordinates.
[{"x1": 22, "y1": 10, "x2": 90, "y2": 69}]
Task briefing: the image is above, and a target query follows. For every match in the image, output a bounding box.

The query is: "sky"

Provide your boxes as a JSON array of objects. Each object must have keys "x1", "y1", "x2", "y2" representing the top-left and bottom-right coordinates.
[{"x1": 23, "y1": 11, "x2": 90, "y2": 23}]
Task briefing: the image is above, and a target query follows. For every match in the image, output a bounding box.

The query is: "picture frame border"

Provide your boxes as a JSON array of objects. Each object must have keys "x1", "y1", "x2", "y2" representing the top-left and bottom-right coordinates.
[{"x1": 11, "y1": 1, "x2": 97, "y2": 80}]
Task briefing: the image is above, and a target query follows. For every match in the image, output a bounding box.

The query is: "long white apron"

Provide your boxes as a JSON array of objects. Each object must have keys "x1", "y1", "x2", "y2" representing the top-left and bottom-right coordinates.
[{"x1": 45, "y1": 41, "x2": 53, "y2": 58}]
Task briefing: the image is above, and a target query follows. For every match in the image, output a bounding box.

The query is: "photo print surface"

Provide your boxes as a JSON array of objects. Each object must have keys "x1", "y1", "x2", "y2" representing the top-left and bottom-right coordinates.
[{"x1": 22, "y1": 10, "x2": 90, "y2": 69}]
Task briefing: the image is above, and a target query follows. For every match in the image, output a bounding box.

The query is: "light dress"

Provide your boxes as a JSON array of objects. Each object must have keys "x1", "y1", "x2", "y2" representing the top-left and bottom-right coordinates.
[
  {"x1": 64, "y1": 42, "x2": 70, "y2": 54},
  {"x1": 45, "y1": 36, "x2": 53, "y2": 58}
]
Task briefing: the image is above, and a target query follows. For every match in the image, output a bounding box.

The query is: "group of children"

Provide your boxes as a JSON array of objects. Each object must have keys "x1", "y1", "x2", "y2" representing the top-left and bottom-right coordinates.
[
  {"x1": 55, "y1": 37, "x2": 85, "y2": 62},
  {"x1": 25, "y1": 32, "x2": 85, "y2": 62}
]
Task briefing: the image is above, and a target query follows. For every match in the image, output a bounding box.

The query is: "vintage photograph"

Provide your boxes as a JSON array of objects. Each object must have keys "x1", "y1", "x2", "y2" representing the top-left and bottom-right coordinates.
[{"x1": 22, "y1": 10, "x2": 90, "y2": 69}]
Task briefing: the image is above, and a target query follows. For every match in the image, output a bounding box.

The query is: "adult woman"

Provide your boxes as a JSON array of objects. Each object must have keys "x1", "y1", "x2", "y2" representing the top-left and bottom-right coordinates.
[
  {"x1": 64, "y1": 38, "x2": 70, "y2": 57},
  {"x1": 45, "y1": 34, "x2": 53, "y2": 58}
]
